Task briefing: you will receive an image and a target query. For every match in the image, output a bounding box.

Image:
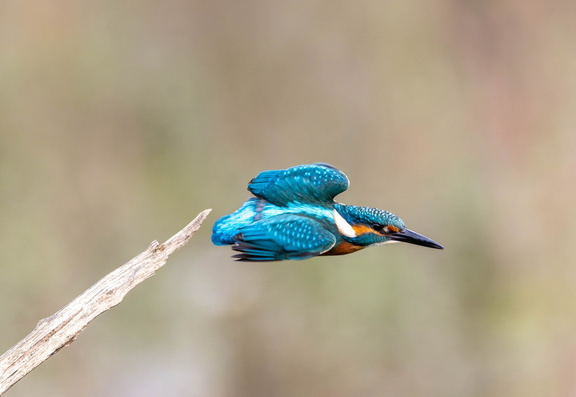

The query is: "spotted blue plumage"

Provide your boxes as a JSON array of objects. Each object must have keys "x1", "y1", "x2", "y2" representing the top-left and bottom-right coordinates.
[
  {"x1": 232, "y1": 214, "x2": 336, "y2": 261},
  {"x1": 247, "y1": 162, "x2": 349, "y2": 206},
  {"x1": 212, "y1": 163, "x2": 443, "y2": 261}
]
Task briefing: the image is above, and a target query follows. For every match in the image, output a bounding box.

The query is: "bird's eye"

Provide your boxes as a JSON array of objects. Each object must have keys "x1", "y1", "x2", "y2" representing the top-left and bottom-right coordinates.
[{"x1": 373, "y1": 224, "x2": 400, "y2": 233}]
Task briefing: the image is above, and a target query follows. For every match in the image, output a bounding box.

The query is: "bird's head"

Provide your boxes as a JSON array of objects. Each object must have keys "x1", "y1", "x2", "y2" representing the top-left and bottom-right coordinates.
[{"x1": 333, "y1": 204, "x2": 443, "y2": 249}]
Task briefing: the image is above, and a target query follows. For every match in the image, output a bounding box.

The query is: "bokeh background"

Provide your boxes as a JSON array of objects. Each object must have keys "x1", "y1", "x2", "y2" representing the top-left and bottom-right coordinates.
[{"x1": 1, "y1": 1, "x2": 575, "y2": 396}]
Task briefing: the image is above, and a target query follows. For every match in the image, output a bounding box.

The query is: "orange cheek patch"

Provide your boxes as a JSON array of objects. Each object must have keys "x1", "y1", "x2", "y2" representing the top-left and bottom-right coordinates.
[
  {"x1": 352, "y1": 224, "x2": 400, "y2": 236},
  {"x1": 352, "y1": 225, "x2": 374, "y2": 236}
]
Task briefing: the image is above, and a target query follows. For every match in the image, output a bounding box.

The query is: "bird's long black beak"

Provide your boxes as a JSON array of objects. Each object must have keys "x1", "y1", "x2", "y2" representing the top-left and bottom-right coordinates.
[{"x1": 390, "y1": 228, "x2": 444, "y2": 249}]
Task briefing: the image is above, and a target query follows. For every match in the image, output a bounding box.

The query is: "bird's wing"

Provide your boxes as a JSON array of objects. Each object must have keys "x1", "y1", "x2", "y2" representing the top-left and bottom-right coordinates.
[
  {"x1": 247, "y1": 163, "x2": 349, "y2": 206},
  {"x1": 232, "y1": 214, "x2": 337, "y2": 261}
]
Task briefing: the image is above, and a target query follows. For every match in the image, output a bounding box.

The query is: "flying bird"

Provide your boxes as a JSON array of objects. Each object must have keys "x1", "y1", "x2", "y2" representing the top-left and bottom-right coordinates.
[{"x1": 212, "y1": 163, "x2": 443, "y2": 261}]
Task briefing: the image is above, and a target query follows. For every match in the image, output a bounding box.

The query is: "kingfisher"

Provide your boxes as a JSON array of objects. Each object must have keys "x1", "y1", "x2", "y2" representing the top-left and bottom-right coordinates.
[{"x1": 212, "y1": 163, "x2": 443, "y2": 261}]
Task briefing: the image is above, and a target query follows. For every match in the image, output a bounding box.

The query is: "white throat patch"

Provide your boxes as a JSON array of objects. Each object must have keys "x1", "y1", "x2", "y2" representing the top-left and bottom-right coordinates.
[{"x1": 333, "y1": 210, "x2": 357, "y2": 238}]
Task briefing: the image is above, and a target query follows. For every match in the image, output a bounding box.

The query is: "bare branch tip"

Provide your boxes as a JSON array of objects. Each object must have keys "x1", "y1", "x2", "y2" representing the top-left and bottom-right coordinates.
[
  {"x1": 0, "y1": 208, "x2": 214, "y2": 395},
  {"x1": 148, "y1": 240, "x2": 160, "y2": 250}
]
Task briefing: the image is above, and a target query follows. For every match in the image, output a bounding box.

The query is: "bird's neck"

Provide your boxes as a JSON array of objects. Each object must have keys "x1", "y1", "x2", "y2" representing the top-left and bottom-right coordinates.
[
  {"x1": 333, "y1": 204, "x2": 387, "y2": 247},
  {"x1": 332, "y1": 204, "x2": 358, "y2": 239},
  {"x1": 333, "y1": 203, "x2": 359, "y2": 225},
  {"x1": 333, "y1": 204, "x2": 366, "y2": 240}
]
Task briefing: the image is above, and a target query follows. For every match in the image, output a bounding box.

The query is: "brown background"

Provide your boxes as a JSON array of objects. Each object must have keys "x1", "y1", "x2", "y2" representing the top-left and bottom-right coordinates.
[{"x1": 1, "y1": 1, "x2": 575, "y2": 396}]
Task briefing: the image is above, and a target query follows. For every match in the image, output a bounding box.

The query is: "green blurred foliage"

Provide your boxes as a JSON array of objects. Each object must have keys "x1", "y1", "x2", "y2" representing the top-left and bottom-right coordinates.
[{"x1": 1, "y1": 0, "x2": 576, "y2": 396}]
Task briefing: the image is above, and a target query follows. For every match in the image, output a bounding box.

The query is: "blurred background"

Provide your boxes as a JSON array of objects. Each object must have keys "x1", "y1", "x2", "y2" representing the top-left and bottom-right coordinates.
[{"x1": 1, "y1": 0, "x2": 575, "y2": 396}]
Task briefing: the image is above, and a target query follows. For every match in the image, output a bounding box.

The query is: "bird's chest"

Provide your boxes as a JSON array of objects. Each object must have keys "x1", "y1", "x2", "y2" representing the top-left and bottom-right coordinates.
[{"x1": 323, "y1": 240, "x2": 365, "y2": 256}]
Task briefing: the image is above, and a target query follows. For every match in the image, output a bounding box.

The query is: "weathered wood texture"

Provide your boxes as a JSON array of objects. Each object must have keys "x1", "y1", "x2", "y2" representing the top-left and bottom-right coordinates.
[{"x1": 0, "y1": 209, "x2": 211, "y2": 395}]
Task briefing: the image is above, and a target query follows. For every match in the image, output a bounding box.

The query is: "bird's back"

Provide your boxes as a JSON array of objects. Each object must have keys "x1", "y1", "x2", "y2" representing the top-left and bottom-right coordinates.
[{"x1": 211, "y1": 197, "x2": 336, "y2": 246}]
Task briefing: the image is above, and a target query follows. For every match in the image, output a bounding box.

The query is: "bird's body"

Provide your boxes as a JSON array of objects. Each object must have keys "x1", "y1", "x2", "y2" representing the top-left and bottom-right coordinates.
[{"x1": 212, "y1": 163, "x2": 443, "y2": 261}]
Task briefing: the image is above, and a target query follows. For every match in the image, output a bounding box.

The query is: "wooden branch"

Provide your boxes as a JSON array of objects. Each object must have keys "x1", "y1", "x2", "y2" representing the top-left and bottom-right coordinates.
[{"x1": 0, "y1": 209, "x2": 212, "y2": 395}]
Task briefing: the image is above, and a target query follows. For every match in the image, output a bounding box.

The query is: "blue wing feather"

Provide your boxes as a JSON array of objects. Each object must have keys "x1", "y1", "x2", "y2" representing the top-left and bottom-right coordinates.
[
  {"x1": 247, "y1": 163, "x2": 349, "y2": 206},
  {"x1": 232, "y1": 214, "x2": 337, "y2": 261}
]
